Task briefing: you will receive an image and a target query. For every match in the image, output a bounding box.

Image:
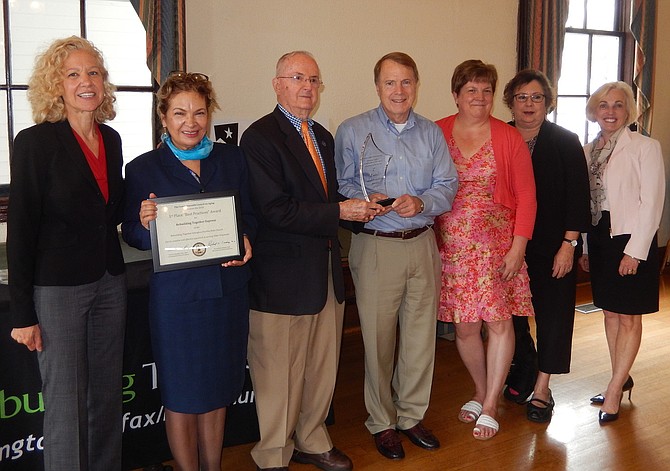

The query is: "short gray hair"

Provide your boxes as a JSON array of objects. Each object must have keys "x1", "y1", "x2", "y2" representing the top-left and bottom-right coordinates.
[{"x1": 275, "y1": 50, "x2": 316, "y2": 76}]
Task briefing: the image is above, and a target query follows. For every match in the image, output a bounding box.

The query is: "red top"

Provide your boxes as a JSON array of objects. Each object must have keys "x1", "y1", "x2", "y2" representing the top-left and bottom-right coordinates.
[{"x1": 72, "y1": 125, "x2": 108, "y2": 202}]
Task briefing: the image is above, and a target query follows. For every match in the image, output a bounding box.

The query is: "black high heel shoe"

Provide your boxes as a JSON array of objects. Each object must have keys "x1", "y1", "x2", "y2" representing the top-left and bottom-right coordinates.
[
  {"x1": 590, "y1": 375, "x2": 634, "y2": 405},
  {"x1": 598, "y1": 393, "x2": 623, "y2": 425}
]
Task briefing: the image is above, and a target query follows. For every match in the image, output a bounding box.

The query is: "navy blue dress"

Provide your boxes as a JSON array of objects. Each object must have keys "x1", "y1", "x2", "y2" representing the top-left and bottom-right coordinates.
[{"x1": 122, "y1": 143, "x2": 256, "y2": 413}]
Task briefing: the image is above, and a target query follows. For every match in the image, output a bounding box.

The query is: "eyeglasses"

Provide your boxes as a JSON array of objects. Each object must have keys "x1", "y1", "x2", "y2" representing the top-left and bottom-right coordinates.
[
  {"x1": 168, "y1": 71, "x2": 210, "y2": 82},
  {"x1": 513, "y1": 93, "x2": 545, "y2": 103},
  {"x1": 276, "y1": 74, "x2": 323, "y2": 87}
]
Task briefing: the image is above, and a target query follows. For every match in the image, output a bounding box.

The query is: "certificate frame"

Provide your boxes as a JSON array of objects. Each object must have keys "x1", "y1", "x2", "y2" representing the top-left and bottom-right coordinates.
[{"x1": 149, "y1": 191, "x2": 244, "y2": 273}]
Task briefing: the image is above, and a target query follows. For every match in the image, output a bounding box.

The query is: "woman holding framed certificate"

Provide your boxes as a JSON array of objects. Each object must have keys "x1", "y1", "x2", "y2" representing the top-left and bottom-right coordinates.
[{"x1": 122, "y1": 72, "x2": 256, "y2": 470}]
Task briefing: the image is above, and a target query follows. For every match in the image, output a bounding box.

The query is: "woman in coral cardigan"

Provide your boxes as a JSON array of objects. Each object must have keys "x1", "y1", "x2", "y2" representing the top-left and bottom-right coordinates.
[{"x1": 434, "y1": 60, "x2": 536, "y2": 440}]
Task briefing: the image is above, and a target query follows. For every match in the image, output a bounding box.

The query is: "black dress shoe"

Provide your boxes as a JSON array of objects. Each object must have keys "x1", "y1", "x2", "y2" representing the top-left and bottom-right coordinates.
[
  {"x1": 399, "y1": 422, "x2": 440, "y2": 450},
  {"x1": 590, "y1": 376, "x2": 634, "y2": 404},
  {"x1": 291, "y1": 447, "x2": 352, "y2": 471},
  {"x1": 526, "y1": 391, "x2": 555, "y2": 423},
  {"x1": 256, "y1": 467, "x2": 288, "y2": 471},
  {"x1": 373, "y1": 429, "x2": 405, "y2": 460}
]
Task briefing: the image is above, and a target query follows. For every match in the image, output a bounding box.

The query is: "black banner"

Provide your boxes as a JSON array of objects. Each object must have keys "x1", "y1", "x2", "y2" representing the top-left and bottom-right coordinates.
[{"x1": 0, "y1": 260, "x2": 260, "y2": 470}]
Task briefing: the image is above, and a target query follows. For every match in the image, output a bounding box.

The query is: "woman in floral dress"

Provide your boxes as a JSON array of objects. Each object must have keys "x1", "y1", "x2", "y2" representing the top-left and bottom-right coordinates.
[{"x1": 435, "y1": 60, "x2": 536, "y2": 440}]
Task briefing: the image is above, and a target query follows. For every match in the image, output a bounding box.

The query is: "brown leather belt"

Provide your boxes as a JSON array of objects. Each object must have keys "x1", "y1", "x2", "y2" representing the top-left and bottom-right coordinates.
[{"x1": 359, "y1": 226, "x2": 431, "y2": 240}]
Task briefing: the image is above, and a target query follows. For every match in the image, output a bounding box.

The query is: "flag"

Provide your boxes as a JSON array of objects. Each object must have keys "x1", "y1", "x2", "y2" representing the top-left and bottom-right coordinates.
[{"x1": 215, "y1": 123, "x2": 239, "y2": 145}]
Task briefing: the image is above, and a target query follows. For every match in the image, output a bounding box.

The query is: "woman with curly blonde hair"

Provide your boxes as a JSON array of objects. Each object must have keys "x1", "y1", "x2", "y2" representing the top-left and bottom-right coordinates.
[
  {"x1": 8, "y1": 36, "x2": 126, "y2": 470},
  {"x1": 28, "y1": 35, "x2": 116, "y2": 124}
]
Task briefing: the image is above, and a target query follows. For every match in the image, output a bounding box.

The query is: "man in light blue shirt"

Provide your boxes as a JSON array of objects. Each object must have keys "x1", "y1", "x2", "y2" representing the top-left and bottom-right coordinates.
[{"x1": 335, "y1": 52, "x2": 457, "y2": 461}]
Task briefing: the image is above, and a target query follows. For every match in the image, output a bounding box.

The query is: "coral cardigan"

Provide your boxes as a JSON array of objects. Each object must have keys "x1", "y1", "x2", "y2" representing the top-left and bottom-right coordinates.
[{"x1": 435, "y1": 114, "x2": 536, "y2": 239}]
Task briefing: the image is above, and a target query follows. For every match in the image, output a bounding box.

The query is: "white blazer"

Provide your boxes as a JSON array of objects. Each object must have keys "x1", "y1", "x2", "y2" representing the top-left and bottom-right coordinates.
[{"x1": 584, "y1": 127, "x2": 665, "y2": 260}]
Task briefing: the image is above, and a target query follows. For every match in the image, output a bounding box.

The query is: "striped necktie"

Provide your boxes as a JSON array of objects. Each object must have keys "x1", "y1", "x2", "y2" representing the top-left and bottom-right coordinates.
[{"x1": 301, "y1": 120, "x2": 327, "y2": 195}]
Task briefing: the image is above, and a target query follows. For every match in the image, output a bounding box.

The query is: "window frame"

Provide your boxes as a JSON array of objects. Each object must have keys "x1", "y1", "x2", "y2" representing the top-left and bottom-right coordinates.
[
  {"x1": 551, "y1": 0, "x2": 635, "y2": 144},
  {"x1": 0, "y1": 0, "x2": 155, "y2": 172}
]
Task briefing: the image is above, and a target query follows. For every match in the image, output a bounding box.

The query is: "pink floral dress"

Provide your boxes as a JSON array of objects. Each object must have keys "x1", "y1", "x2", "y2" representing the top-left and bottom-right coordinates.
[{"x1": 435, "y1": 137, "x2": 533, "y2": 323}]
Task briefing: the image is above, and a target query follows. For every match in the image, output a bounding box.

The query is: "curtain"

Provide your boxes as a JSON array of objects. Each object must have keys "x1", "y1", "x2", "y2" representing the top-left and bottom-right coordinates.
[
  {"x1": 130, "y1": 0, "x2": 186, "y2": 86},
  {"x1": 516, "y1": 0, "x2": 570, "y2": 88},
  {"x1": 631, "y1": 0, "x2": 656, "y2": 136}
]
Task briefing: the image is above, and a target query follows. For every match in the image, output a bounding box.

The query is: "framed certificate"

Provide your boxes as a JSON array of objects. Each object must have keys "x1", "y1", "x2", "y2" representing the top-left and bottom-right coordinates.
[{"x1": 149, "y1": 191, "x2": 244, "y2": 272}]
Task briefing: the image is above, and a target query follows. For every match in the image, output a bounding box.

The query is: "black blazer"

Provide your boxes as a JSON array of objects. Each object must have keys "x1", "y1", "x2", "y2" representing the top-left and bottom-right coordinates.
[
  {"x1": 520, "y1": 120, "x2": 591, "y2": 258},
  {"x1": 240, "y1": 106, "x2": 344, "y2": 315},
  {"x1": 8, "y1": 120, "x2": 125, "y2": 327}
]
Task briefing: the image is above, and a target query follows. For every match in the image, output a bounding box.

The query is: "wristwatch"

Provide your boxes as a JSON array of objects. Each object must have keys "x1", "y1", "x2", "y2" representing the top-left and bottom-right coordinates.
[{"x1": 563, "y1": 238, "x2": 578, "y2": 247}]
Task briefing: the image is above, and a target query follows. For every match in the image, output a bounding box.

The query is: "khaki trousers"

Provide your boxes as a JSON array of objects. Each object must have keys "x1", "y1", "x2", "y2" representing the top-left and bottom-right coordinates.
[
  {"x1": 247, "y1": 265, "x2": 344, "y2": 468},
  {"x1": 349, "y1": 229, "x2": 440, "y2": 434}
]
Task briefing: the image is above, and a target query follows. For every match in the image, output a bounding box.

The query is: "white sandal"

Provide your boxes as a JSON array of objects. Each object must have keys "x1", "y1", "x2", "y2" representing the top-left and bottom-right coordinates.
[
  {"x1": 473, "y1": 414, "x2": 499, "y2": 440},
  {"x1": 458, "y1": 400, "x2": 483, "y2": 423}
]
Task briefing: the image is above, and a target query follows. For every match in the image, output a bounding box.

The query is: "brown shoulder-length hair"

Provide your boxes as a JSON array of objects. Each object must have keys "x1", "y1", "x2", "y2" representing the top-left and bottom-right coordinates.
[
  {"x1": 502, "y1": 69, "x2": 556, "y2": 113},
  {"x1": 374, "y1": 52, "x2": 420, "y2": 84},
  {"x1": 156, "y1": 72, "x2": 220, "y2": 120},
  {"x1": 585, "y1": 81, "x2": 637, "y2": 126},
  {"x1": 28, "y1": 36, "x2": 116, "y2": 124},
  {"x1": 451, "y1": 59, "x2": 497, "y2": 95}
]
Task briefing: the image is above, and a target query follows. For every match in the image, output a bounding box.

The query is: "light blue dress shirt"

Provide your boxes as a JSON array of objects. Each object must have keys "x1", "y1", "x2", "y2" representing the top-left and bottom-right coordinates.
[{"x1": 335, "y1": 105, "x2": 458, "y2": 232}]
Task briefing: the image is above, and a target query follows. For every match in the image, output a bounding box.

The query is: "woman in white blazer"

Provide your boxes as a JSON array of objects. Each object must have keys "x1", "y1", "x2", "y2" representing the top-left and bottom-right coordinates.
[{"x1": 578, "y1": 81, "x2": 665, "y2": 425}]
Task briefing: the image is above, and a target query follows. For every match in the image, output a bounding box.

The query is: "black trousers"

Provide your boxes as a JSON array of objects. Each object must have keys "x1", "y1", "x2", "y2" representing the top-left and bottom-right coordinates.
[{"x1": 509, "y1": 251, "x2": 579, "y2": 391}]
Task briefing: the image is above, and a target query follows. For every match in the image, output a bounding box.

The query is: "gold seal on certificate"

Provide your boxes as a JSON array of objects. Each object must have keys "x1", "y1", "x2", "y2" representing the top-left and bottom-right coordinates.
[
  {"x1": 149, "y1": 191, "x2": 244, "y2": 272},
  {"x1": 359, "y1": 133, "x2": 395, "y2": 206},
  {"x1": 191, "y1": 242, "x2": 207, "y2": 257}
]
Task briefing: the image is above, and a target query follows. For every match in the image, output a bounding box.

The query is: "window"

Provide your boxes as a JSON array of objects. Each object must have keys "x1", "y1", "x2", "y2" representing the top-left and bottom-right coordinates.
[
  {"x1": 0, "y1": 0, "x2": 154, "y2": 184},
  {"x1": 551, "y1": 0, "x2": 633, "y2": 144}
]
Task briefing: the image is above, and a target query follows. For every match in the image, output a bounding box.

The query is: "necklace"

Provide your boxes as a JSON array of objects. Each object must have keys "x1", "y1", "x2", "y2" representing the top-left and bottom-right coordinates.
[{"x1": 526, "y1": 135, "x2": 538, "y2": 155}]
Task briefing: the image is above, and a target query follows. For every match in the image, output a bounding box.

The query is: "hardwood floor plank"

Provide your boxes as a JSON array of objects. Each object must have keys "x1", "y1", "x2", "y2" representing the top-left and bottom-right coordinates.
[{"x1": 150, "y1": 275, "x2": 670, "y2": 470}]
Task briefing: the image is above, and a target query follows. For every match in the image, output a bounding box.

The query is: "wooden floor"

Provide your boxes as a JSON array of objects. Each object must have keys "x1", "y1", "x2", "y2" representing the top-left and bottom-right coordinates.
[{"x1": 166, "y1": 275, "x2": 670, "y2": 470}]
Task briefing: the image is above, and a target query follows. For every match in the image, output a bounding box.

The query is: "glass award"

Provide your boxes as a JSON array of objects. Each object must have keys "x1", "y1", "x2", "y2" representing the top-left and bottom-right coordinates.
[{"x1": 358, "y1": 133, "x2": 395, "y2": 206}]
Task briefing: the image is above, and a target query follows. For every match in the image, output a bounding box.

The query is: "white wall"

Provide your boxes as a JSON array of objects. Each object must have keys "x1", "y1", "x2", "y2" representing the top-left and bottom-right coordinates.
[
  {"x1": 185, "y1": 0, "x2": 670, "y2": 246},
  {"x1": 653, "y1": 1, "x2": 670, "y2": 245},
  {"x1": 185, "y1": 0, "x2": 519, "y2": 131}
]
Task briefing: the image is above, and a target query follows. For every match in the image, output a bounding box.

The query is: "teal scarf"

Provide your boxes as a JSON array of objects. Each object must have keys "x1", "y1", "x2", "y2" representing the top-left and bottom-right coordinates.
[{"x1": 161, "y1": 133, "x2": 213, "y2": 160}]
